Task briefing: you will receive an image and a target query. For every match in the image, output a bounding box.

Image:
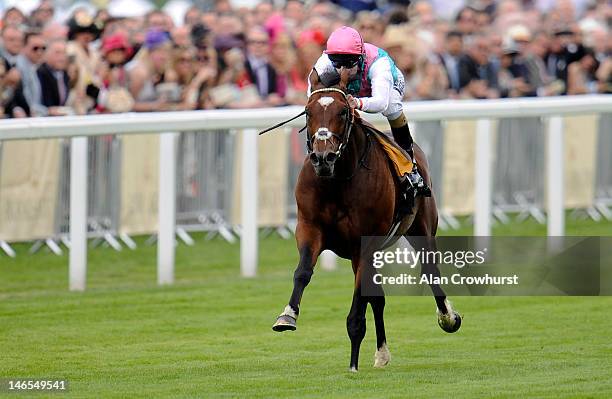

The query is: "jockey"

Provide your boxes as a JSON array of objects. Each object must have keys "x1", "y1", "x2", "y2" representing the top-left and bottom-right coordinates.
[{"x1": 308, "y1": 26, "x2": 430, "y2": 197}]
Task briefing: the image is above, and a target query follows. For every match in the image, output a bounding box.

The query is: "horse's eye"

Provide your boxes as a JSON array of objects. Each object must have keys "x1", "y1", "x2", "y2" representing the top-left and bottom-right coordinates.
[{"x1": 340, "y1": 108, "x2": 348, "y2": 118}]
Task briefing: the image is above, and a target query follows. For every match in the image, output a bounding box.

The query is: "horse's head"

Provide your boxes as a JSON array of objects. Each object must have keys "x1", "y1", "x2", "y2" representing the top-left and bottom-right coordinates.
[{"x1": 305, "y1": 68, "x2": 354, "y2": 177}]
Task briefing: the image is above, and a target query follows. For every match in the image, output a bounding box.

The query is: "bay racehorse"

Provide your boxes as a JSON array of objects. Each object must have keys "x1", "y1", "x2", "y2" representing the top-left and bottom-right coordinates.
[{"x1": 271, "y1": 68, "x2": 461, "y2": 372}]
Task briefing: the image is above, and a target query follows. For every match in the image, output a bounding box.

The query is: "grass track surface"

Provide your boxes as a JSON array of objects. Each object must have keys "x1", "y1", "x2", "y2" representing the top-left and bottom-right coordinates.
[{"x1": 1, "y1": 219, "x2": 612, "y2": 398}]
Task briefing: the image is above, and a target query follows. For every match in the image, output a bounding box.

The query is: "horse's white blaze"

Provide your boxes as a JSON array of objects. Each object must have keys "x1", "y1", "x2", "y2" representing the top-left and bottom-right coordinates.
[
  {"x1": 317, "y1": 96, "x2": 334, "y2": 108},
  {"x1": 374, "y1": 343, "x2": 391, "y2": 368},
  {"x1": 281, "y1": 304, "x2": 298, "y2": 320}
]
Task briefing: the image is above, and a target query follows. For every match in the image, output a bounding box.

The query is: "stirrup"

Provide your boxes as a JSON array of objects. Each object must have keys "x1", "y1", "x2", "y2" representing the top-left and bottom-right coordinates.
[{"x1": 405, "y1": 168, "x2": 431, "y2": 197}]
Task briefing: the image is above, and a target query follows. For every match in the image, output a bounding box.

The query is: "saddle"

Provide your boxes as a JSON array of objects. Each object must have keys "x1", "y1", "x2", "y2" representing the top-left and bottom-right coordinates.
[{"x1": 354, "y1": 114, "x2": 414, "y2": 183}]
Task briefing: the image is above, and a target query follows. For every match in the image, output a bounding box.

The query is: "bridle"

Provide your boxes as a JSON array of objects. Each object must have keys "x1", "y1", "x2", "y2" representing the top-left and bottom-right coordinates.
[{"x1": 306, "y1": 87, "x2": 355, "y2": 160}]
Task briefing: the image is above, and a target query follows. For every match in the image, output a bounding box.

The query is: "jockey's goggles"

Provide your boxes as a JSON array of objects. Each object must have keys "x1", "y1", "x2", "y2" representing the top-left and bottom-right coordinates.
[{"x1": 328, "y1": 54, "x2": 361, "y2": 69}]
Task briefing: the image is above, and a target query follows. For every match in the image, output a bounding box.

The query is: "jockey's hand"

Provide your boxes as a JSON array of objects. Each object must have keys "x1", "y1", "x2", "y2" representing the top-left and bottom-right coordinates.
[{"x1": 346, "y1": 95, "x2": 360, "y2": 110}]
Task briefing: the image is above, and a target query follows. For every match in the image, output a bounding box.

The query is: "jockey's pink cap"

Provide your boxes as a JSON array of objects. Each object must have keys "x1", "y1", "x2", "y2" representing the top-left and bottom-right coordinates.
[{"x1": 324, "y1": 26, "x2": 364, "y2": 55}]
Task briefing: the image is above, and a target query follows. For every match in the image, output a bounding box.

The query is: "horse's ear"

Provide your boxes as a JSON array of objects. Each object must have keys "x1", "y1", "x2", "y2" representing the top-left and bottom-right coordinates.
[
  {"x1": 339, "y1": 67, "x2": 350, "y2": 91},
  {"x1": 309, "y1": 69, "x2": 322, "y2": 90}
]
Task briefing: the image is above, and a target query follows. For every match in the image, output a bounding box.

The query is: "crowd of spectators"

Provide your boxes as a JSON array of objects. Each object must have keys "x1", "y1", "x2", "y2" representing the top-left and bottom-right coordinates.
[{"x1": 0, "y1": 0, "x2": 609, "y2": 117}]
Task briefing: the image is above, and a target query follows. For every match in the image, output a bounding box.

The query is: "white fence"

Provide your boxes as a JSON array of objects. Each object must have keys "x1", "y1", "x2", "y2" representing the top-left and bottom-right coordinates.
[{"x1": 1, "y1": 95, "x2": 611, "y2": 291}]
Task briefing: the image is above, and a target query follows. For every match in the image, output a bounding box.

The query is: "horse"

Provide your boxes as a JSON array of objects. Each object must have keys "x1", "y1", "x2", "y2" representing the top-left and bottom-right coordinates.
[{"x1": 271, "y1": 68, "x2": 461, "y2": 372}]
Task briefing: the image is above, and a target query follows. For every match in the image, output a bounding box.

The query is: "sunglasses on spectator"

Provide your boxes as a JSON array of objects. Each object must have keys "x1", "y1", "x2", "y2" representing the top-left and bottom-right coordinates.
[{"x1": 32, "y1": 46, "x2": 46, "y2": 52}]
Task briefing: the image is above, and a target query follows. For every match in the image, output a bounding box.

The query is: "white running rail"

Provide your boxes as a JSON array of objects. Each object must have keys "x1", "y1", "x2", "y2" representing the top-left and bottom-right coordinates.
[{"x1": 1, "y1": 95, "x2": 610, "y2": 290}]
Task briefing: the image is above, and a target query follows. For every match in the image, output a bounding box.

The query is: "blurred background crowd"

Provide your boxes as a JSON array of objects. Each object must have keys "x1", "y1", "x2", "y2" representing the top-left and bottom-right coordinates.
[{"x1": 0, "y1": 0, "x2": 609, "y2": 117}]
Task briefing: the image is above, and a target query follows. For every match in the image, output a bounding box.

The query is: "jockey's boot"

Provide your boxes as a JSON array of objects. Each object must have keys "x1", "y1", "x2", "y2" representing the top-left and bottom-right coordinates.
[{"x1": 389, "y1": 114, "x2": 432, "y2": 198}]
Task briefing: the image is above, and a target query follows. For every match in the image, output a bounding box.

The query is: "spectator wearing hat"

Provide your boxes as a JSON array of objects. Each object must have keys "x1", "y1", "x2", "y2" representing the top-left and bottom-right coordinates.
[
  {"x1": 96, "y1": 33, "x2": 134, "y2": 113},
  {"x1": 66, "y1": 9, "x2": 102, "y2": 114},
  {"x1": 128, "y1": 29, "x2": 177, "y2": 112},
  {"x1": 498, "y1": 40, "x2": 535, "y2": 97},
  {"x1": 545, "y1": 26, "x2": 585, "y2": 94}
]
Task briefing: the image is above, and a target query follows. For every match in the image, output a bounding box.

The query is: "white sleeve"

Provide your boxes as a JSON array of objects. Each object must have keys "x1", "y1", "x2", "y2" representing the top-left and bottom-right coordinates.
[
  {"x1": 307, "y1": 54, "x2": 335, "y2": 97},
  {"x1": 359, "y1": 58, "x2": 393, "y2": 114}
]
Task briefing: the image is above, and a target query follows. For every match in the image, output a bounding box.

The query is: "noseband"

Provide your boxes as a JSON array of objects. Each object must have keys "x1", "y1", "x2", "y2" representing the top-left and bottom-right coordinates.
[{"x1": 306, "y1": 88, "x2": 355, "y2": 159}]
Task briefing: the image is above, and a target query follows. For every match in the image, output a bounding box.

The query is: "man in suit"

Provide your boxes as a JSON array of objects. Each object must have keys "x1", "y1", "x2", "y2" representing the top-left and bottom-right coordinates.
[
  {"x1": 37, "y1": 40, "x2": 70, "y2": 115},
  {"x1": 438, "y1": 30, "x2": 464, "y2": 96},
  {"x1": 545, "y1": 27, "x2": 585, "y2": 95},
  {"x1": 244, "y1": 27, "x2": 282, "y2": 106},
  {"x1": 458, "y1": 34, "x2": 500, "y2": 98},
  {"x1": 6, "y1": 30, "x2": 47, "y2": 117},
  {"x1": 7, "y1": 38, "x2": 71, "y2": 117}
]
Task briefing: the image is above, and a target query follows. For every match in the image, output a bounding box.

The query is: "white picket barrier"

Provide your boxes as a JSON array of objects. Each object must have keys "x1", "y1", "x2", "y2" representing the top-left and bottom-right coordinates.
[{"x1": 1, "y1": 95, "x2": 610, "y2": 290}]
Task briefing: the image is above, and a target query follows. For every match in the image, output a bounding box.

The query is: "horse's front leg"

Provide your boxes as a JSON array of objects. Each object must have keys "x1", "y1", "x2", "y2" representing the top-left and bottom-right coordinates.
[
  {"x1": 347, "y1": 282, "x2": 367, "y2": 372},
  {"x1": 272, "y1": 223, "x2": 322, "y2": 332}
]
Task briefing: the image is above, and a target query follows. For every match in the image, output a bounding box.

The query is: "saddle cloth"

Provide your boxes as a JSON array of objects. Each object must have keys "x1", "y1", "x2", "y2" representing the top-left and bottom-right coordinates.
[{"x1": 358, "y1": 118, "x2": 414, "y2": 178}]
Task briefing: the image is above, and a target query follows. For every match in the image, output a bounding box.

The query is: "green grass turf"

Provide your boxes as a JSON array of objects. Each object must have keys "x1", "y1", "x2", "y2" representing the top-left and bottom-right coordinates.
[{"x1": 1, "y1": 218, "x2": 612, "y2": 398}]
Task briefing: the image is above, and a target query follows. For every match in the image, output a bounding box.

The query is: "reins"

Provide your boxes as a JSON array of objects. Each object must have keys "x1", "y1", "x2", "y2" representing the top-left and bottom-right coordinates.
[
  {"x1": 258, "y1": 110, "x2": 306, "y2": 135},
  {"x1": 257, "y1": 86, "x2": 371, "y2": 180},
  {"x1": 307, "y1": 88, "x2": 371, "y2": 181},
  {"x1": 306, "y1": 88, "x2": 354, "y2": 159}
]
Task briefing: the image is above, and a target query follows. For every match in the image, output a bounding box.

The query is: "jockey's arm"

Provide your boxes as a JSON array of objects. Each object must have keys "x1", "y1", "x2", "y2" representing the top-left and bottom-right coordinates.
[{"x1": 357, "y1": 58, "x2": 393, "y2": 114}]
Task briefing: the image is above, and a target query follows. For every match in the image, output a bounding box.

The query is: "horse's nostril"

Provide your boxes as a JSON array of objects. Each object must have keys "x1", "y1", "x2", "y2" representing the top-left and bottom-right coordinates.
[
  {"x1": 325, "y1": 152, "x2": 337, "y2": 164},
  {"x1": 309, "y1": 152, "x2": 320, "y2": 165}
]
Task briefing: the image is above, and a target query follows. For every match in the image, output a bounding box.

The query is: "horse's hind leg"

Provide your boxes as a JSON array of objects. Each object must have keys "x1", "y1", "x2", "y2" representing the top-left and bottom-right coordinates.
[
  {"x1": 370, "y1": 294, "x2": 390, "y2": 368},
  {"x1": 272, "y1": 223, "x2": 322, "y2": 332},
  {"x1": 406, "y1": 235, "x2": 462, "y2": 333}
]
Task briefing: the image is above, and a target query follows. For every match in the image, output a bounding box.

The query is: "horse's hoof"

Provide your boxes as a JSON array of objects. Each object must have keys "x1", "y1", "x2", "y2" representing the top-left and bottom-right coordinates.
[
  {"x1": 438, "y1": 311, "x2": 462, "y2": 333},
  {"x1": 349, "y1": 366, "x2": 358, "y2": 373},
  {"x1": 272, "y1": 314, "x2": 297, "y2": 332},
  {"x1": 437, "y1": 300, "x2": 462, "y2": 333},
  {"x1": 272, "y1": 305, "x2": 298, "y2": 332},
  {"x1": 373, "y1": 343, "x2": 391, "y2": 368}
]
